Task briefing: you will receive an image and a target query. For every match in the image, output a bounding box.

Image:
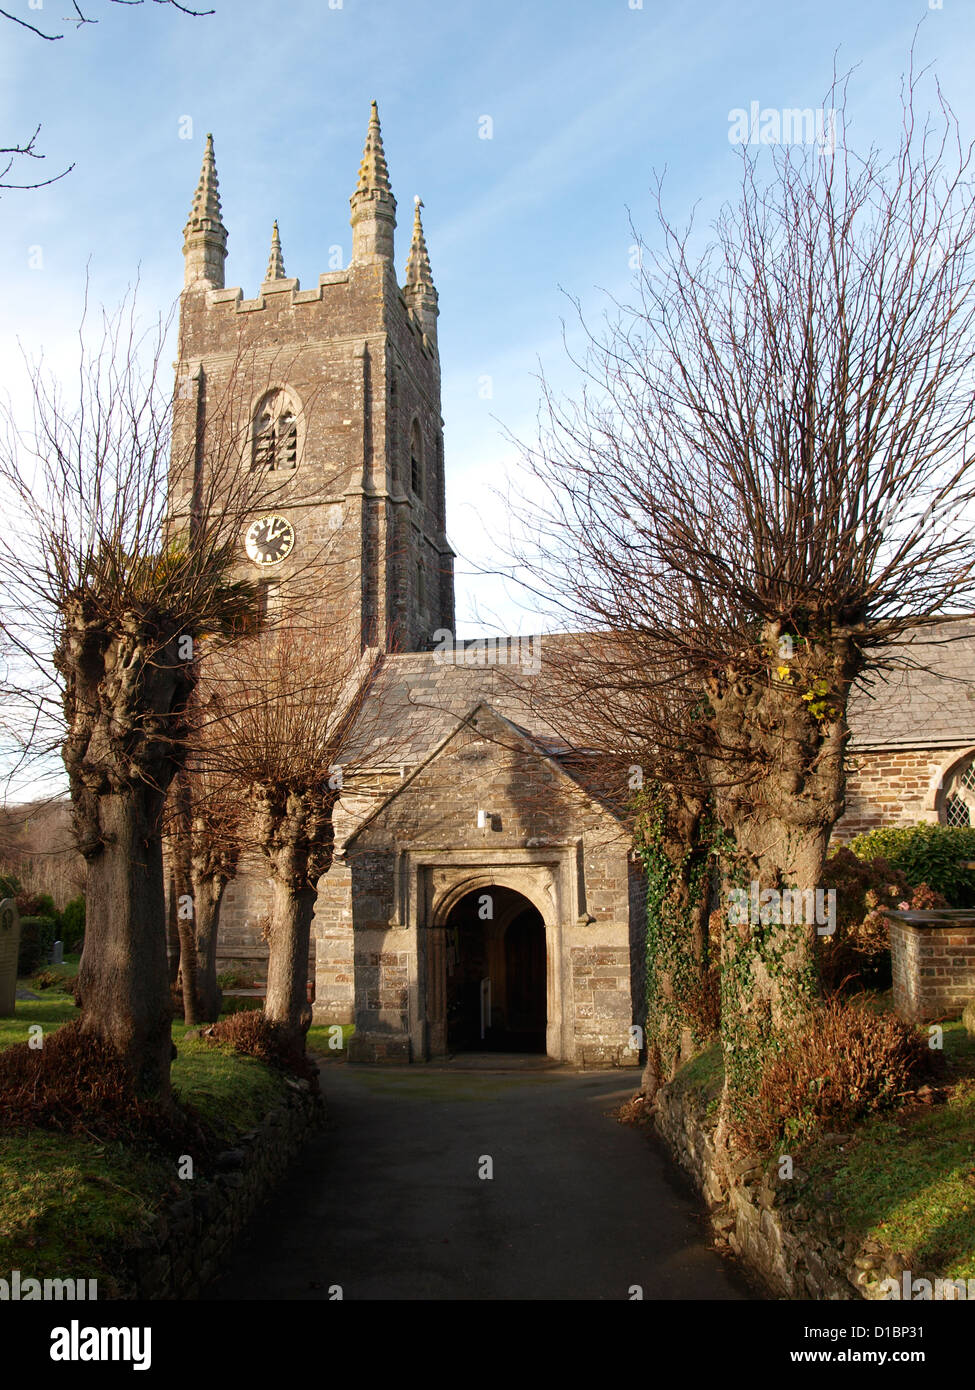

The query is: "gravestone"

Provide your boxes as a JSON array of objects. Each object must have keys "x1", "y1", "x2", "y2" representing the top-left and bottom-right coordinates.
[{"x1": 0, "y1": 898, "x2": 21, "y2": 1017}]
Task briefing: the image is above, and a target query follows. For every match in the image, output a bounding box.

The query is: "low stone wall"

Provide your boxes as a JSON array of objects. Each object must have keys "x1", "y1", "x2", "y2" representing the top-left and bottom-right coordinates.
[
  {"x1": 653, "y1": 1081, "x2": 907, "y2": 1301},
  {"x1": 348, "y1": 1031, "x2": 411, "y2": 1063},
  {"x1": 120, "y1": 1078, "x2": 325, "y2": 1299},
  {"x1": 891, "y1": 911, "x2": 975, "y2": 1022}
]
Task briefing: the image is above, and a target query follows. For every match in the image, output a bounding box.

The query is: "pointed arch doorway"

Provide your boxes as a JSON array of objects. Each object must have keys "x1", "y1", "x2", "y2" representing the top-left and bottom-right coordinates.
[{"x1": 442, "y1": 886, "x2": 547, "y2": 1053}]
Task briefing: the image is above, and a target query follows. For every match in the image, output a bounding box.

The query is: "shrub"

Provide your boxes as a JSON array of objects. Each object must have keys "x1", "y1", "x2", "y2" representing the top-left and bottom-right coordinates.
[
  {"x1": 202, "y1": 1010, "x2": 317, "y2": 1082},
  {"x1": 16, "y1": 915, "x2": 58, "y2": 976},
  {"x1": 0, "y1": 1021, "x2": 212, "y2": 1153},
  {"x1": 220, "y1": 995, "x2": 264, "y2": 1017},
  {"x1": 61, "y1": 894, "x2": 85, "y2": 948},
  {"x1": 16, "y1": 890, "x2": 58, "y2": 923},
  {"x1": 32, "y1": 963, "x2": 78, "y2": 990},
  {"x1": 0, "y1": 871, "x2": 21, "y2": 899},
  {"x1": 731, "y1": 997, "x2": 933, "y2": 1152},
  {"x1": 848, "y1": 824, "x2": 975, "y2": 907},
  {"x1": 216, "y1": 962, "x2": 261, "y2": 990},
  {"x1": 820, "y1": 849, "x2": 947, "y2": 992}
]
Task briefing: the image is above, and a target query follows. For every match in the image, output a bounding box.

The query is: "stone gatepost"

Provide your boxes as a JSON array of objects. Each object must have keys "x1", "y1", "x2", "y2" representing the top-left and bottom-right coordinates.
[
  {"x1": 890, "y1": 908, "x2": 975, "y2": 1023},
  {"x1": 0, "y1": 898, "x2": 21, "y2": 1017}
]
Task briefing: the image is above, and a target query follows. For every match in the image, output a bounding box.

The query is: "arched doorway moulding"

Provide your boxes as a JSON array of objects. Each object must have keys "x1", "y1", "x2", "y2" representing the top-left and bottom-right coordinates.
[{"x1": 394, "y1": 844, "x2": 583, "y2": 1061}]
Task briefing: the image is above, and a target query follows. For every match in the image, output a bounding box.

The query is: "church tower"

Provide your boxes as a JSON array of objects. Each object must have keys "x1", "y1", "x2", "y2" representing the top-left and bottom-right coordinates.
[{"x1": 173, "y1": 106, "x2": 455, "y2": 652}]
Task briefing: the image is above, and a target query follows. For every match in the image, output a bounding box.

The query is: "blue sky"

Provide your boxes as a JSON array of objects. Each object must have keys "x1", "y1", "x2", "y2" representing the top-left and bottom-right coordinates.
[{"x1": 1, "y1": 0, "x2": 973, "y2": 641}]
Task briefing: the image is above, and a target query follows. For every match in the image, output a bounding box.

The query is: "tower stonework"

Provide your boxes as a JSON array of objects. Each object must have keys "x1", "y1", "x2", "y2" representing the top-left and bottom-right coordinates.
[{"x1": 174, "y1": 109, "x2": 455, "y2": 653}]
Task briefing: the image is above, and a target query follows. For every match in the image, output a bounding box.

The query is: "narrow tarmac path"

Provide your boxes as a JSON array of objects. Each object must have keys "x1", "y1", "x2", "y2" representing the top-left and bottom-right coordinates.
[{"x1": 205, "y1": 1063, "x2": 756, "y2": 1301}]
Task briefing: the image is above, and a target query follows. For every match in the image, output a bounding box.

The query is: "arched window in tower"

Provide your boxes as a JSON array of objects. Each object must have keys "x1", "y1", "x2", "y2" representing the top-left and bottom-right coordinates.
[
  {"x1": 939, "y1": 752, "x2": 975, "y2": 827},
  {"x1": 416, "y1": 556, "x2": 426, "y2": 609},
  {"x1": 410, "y1": 419, "x2": 422, "y2": 497},
  {"x1": 252, "y1": 389, "x2": 299, "y2": 471}
]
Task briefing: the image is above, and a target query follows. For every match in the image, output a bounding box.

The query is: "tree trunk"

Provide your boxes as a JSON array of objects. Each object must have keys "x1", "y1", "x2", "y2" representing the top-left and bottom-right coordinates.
[
  {"x1": 77, "y1": 788, "x2": 173, "y2": 1100},
  {"x1": 169, "y1": 773, "x2": 201, "y2": 1026},
  {"x1": 176, "y1": 912, "x2": 200, "y2": 1026},
  {"x1": 639, "y1": 784, "x2": 716, "y2": 1099},
  {"x1": 192, "y1": 871, "x2": 227, "y2": 1022},
  {"x1": 264, "y1": 877, "x2": 316, "y2": 1044},
  {"x1": 700, "y1": 624, "x2": 863, "y2": 1155},
  {"x1": 252, "y1": 783, "x2": 336, "y2": 1050},
  {"x1": 166, "y1": 875, "x2": 181, "y2": 986},
  {"x1": 56, "y1": 605, "x2": 198, "y2": 1102}
]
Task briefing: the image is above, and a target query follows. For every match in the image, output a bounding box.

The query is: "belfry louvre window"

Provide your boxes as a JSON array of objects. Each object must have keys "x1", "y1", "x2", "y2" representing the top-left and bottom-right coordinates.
[
  {"x1": 253, "y1": 390, "x2": 298, "y2": 471},
  {"x1": 410, "y1": 420, "x2": 422, "y2": 497}
]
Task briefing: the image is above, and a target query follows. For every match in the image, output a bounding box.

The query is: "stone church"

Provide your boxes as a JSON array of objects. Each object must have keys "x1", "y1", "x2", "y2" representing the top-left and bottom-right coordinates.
[{"x1": 174, "y1": 106, "x2": 975, "y2": 1066}]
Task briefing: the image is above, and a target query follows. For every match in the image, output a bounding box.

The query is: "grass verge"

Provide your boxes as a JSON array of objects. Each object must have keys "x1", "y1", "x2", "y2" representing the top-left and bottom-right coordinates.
[
  {"x1": 798, "y1": 1020, "x2": 975, "y2": 1280},
  {"x1": 664, "y1": 1014, "x2": 975, "y2": 1283},
  {"x1": 0, "y1": 992, "x2": 296, "y2": 1293},
  {"x1": 306, "y1": 1021, "x2": 355, "y2": 1059}
]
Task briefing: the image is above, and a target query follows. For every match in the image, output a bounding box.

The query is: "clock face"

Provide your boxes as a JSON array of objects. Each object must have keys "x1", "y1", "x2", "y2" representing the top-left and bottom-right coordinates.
[{"x1": 245, "y1": 515, "x2": 295, "y2": 566}]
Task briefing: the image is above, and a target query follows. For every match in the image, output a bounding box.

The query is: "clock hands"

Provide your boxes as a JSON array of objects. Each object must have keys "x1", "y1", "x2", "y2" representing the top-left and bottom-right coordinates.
[{"x1": 246, "y1": 515, "x2": 293, "y2": 565}]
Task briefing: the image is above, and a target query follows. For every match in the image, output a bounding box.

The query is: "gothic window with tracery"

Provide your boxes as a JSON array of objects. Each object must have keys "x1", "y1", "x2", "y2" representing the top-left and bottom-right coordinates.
[
  {"x1": 940, "y1": 754, "x2": 975, "y2": 827},
  {"x1": 252, "y1": 390, "x2": 299, "y2": 471}
]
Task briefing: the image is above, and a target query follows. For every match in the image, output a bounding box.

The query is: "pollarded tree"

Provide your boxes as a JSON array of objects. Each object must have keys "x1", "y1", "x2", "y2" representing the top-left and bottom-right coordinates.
[
  {"x1": 165, "y1": 757, "x2": 242, "y2": 1024},
  {"x1": 188, "y1": 776, "x2": 242, "y2": 1023},
  {"x1": 0, "y1": 299, "x2": 293, "y2": 1098},
  {"x1": 197, "y1": 612, "x2": 387, "y2": 1049},
  {"x1": 514, "y1": 66, "x2": 975, "y2": 1095}
]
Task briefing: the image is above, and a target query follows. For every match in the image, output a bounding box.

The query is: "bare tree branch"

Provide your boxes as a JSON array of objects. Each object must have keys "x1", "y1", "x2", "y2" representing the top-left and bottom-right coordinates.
[
  {"x1": 509, "y1": 58, "x2": 975, "y2": 1077},
  {"x1": 1, "y1": 0, "x2": 212, "y2": 190}
]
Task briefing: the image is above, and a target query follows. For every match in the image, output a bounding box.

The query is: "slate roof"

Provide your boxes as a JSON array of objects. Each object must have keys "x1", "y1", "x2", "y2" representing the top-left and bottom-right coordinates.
[
  {"x1": 344, "y1": 642, "x2": 575, "y2": 766},
  {"x1": 846, "y1": 617, "x2": 975, "y2": 749},
  {"x1": 346, "y1": 621, "x2": 975, "y2": 768}
]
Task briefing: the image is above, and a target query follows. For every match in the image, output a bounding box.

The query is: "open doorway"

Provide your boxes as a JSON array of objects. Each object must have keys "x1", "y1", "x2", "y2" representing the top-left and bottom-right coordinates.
[{"x1": 444, "y1": 886, "x2": 546, "y2": 1053}]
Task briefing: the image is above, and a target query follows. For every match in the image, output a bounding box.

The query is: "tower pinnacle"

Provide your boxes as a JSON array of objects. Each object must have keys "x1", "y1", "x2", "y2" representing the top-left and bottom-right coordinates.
[
  {"x1": 265, "y1": 220, "x2": 286, "y2": 281},
  {"x1": 404, "y1": 196, "x2": 439, "y2": 344},
  {"x1": 356, "y1": 100, "x2": 392, "y2": 195},
  {"x1": 350, "y1": 100, "x2": 396, "y2": 265},
  {"x1": 182, "y1": 133, "x2": 228, "y2": 290},
  {"x1": 405, "y1": 197, "x2": 434, "y2": 289}
]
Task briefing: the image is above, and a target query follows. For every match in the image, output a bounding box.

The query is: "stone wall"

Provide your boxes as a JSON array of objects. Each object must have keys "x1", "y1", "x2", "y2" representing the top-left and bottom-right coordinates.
[
  {"x1": 120, "y1": 1080, "x2": 324, "y2": 1299},
  {"x1": 345, "y1": 704, "x2": 639, "y2": 1064},
  {"x1": 833, "y1": 744, "x2": 966, "y2": 841},
  {"x1": 570, "y1": 946, "x2": 634, "y2": 1065},
  {"x1": 891, "y1": 913, "x2": 975, "y2": 1022},
  {"x1": 653, "y1": 1079, "x2": 905, "y2": 1301}
]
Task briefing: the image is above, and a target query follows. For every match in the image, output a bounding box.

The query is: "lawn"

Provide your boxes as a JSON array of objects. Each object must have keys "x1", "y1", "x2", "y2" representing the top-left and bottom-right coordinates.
[
  {"x1": 0, "y1": 994, "x2": 78, "y2": 1050},
  {"x1": 307, "y1": 1021, "x2": 355, "y2": 1059},
  {"x1": 0, "y1": 1130, "x2": 174, "y2": 1297},
  {"x1": 0, "y1": 989, "x2": 298, "y2": 1293},
  {"x1": 667, "y1": 1039, "x2": 723, "y2": 1118}
]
